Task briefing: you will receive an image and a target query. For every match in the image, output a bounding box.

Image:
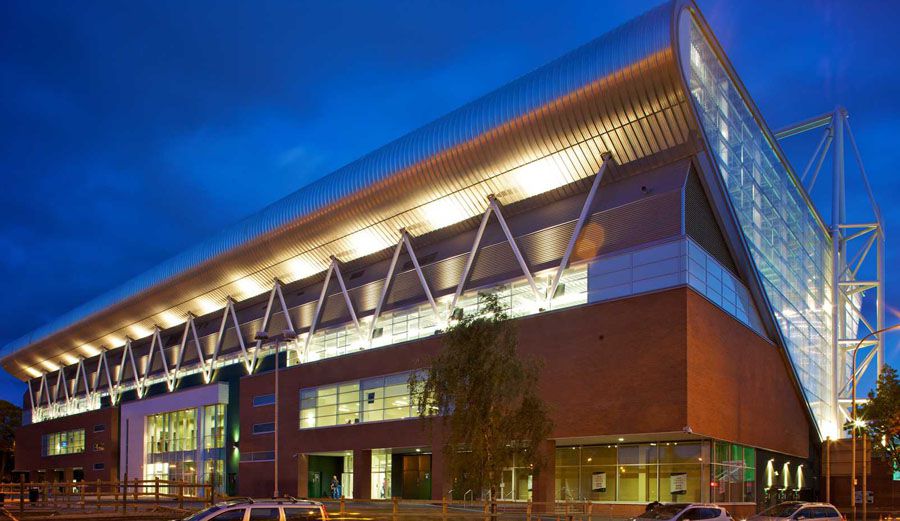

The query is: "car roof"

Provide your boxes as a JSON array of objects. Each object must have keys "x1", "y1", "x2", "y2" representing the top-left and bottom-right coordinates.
[{"x1": 223, "y1": 499, "x2": 324, "y2": 507}]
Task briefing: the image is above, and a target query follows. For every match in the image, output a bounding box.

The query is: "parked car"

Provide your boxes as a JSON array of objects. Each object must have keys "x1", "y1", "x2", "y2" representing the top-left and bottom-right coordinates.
[
  {"x1": 750, "y1": 502, "x2": 843, "y2": 521},
  {"x1": 635, "y1": 503, "x2": 734, "y2": 521},
  {"x1": 179, "y1": 498, "x2": 329, "y2": 521}
]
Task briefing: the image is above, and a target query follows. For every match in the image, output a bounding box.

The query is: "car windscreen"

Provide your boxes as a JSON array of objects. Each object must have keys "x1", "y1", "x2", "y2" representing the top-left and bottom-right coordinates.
[
  {"x1": 638, "y1": 505, "x2": 688, "y2": 520},
  {"x1": 760, "y1": 503, "x2": 802, "y2": 518},
  {"x1": 183, "y1": 505, "x2": 225, "y2": 521}
]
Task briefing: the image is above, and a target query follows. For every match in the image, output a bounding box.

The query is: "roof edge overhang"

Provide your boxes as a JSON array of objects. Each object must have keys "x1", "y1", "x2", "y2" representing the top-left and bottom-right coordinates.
[{"x1": 3, "y1": 1, "x2": 690, "y2": 379}]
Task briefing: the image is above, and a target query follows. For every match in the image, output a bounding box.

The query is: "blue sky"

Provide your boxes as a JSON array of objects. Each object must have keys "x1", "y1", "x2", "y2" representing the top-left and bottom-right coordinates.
[{"x1": 1, "y1": 0, "x2": 898, "y2": 405}]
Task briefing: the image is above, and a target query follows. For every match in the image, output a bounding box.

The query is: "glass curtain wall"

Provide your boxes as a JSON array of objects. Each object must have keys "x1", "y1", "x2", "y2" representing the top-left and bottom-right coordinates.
[
  {"x1": 144, "y1": 404, "x2": 226, "y2": 493},
  {"x1": 556, "y1": 442, "x2": 711, "y2": 503},
  {"x1": 684, "y1": 12, "x2": 835, "y2": 434}
]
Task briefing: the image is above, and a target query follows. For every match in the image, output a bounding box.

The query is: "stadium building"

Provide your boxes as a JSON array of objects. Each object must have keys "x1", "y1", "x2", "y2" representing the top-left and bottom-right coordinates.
[{"x1": 3, "y1": 1, "x2": 887, "y2": 516}]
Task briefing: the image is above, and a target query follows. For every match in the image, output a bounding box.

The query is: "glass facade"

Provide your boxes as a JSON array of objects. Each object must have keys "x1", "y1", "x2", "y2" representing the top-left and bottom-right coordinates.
[
  {"x1": 42, "y1": 429, "x2": 85, "y2": 456},
  {"x1": 300, "y1": 372, "x2": 425, "y2": 429},
  {"x1": 556, "y1": 442, "x2": 714, "y2": 503},
  {"x1": 288, "y1": 265, "x2": 588, "y2": 367},
  {"x1": 144, "y1": 404, "x2": 226, "y2": 492},
  {"x1": 711, "y1": 442, "x2": 756, "y2": 503},
  {"x1": 685, "y1": 14, "x2": 835, "y2": 435}
]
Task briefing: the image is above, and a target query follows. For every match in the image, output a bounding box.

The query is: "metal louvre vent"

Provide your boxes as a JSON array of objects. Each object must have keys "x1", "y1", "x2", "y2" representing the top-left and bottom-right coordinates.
[{"x1": 684, "y1": 168, "x2": 738, "y2": 276}]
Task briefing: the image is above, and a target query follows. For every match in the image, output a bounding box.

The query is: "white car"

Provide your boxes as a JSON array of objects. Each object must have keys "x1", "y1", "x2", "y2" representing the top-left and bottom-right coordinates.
[
  {"x1": 179, "y1": 499, "x2": 329, "y2": 521},
  {"x1": 636, "y1": 503, "x2": 734, "y2": 521},
  {"x1": 750, "y1": 502, "x2": 843, "y2": 521}
]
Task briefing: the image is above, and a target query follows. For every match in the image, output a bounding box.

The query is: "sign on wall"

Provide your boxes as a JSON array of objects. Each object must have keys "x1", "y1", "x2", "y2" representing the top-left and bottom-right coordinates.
[
  {"x1": 670, "y1": 473, "x2": 688, "y2": 495},
  {"x1": 591, "y1": 471, "x2": 607, "y2": 492}
]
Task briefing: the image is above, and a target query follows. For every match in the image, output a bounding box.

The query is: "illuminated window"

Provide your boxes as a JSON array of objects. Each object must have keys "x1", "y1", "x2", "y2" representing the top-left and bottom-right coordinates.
[
  {"x1": 41, "y1": 429, "x2": 85, "y2": 456},
  {"x1": 300, "y1": 372, "x2": 426, "y2": 429}
]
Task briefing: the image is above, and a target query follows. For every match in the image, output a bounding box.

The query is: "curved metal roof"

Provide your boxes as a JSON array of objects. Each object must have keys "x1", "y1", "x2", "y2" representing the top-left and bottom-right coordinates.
[{"x1": 3, "y1": 0, "x2": 697, "y2": 380}]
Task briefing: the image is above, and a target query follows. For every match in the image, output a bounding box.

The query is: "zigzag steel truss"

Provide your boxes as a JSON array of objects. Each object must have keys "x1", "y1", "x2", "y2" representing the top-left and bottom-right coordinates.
[{"x1": 30, "y1": 157, "x2": 613, "y2": 414}]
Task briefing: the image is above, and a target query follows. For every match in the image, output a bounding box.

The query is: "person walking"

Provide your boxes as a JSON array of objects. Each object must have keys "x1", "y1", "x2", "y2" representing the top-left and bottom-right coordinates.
[{"x1": 330, "y1": 475, "x2": 339, "y2": 499}]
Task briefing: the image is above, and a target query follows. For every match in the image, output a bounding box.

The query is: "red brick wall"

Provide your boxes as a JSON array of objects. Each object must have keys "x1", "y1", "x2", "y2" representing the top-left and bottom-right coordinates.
[
  {"x1": 685, "y1": 290, "x2": 811, "y2": 457},
  {"x1": 236, "y1": 287, "x2": 813, "y2": 498},
  {"x1": 15, "y1": 407, "x2": 119, "y2": 482}
]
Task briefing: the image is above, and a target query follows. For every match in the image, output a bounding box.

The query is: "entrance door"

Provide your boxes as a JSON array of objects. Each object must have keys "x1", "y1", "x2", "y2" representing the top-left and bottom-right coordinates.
[
  {"x1": 308, "y1": 471, "x2": 322, "y2": 498},
  {"x1": 400, "y1": 455, "x2": 431, "y2": 500}
]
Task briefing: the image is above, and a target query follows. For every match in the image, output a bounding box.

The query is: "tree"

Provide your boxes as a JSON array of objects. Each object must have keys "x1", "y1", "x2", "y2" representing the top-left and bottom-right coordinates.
[
  {"x1": 411, "y1": 293, "x2": 552, "y2": 502},
  {"x1": 856, "y1": 365, "x2": 900, "y2": 473},
  {"x1": 0, "y1": 400, "x2": 21, "y2": 480}
]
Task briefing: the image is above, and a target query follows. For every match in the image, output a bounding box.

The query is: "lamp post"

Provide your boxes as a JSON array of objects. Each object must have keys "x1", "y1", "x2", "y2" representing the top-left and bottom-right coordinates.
[
  {"x1": 255, "y1": 328, "x2": 298, "y2": 498},
  {"x1": 850, "y1": 323, "x2": 900, "y2": 521}
]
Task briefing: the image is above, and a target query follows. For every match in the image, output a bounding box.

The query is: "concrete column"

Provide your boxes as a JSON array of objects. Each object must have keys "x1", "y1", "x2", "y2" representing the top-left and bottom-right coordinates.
[
  {"x1": 297, "y1": 454, "x2": 309, "y2": 498},
  {"x1": 431, "y1": 448, "x2": 447, "y2": 500},
  {"x1": 532, "y1": 439, "x2": 556, "y2": 508},
  {"x1": 354, "y1": 449, "x2": 372, "y2": 499}
]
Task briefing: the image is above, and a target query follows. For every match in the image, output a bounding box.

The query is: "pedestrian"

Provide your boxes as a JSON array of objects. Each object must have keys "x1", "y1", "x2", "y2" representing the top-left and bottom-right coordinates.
[{"x1": 330, "y1": 475, "x2": 339, "y2": 499}]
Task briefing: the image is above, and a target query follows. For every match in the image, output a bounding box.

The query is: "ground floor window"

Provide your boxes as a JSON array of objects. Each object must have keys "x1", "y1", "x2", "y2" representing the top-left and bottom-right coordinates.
[
  {"x1": 500, "y1": 451, "x2": 533, "y2": 501},
  {"x1": 555, "y1": 441, "x2": 708, "y2": 503},
  {"x1": 371, "y1": 449, "x2": 392, "y2": 499},
  {"x1": 711, "y1": 441, "x2": 756, "y2": 503}
]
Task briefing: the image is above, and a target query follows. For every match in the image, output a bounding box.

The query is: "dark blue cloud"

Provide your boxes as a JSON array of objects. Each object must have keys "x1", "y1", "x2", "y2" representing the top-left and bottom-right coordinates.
[{"x1": 1, "y1": 0, "x2": 898, "y2": 402}]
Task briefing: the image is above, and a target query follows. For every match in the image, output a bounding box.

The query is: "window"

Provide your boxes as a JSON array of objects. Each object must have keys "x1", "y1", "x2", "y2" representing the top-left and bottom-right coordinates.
[
  {"x1": 240, "y1": 451, "x2": 275, "y2": 463},
  {"x1": 41, "y1": 429, "x2": 85, "y2": 456},
  {"x1": 93, "y1": 424, "x2": 105, "y2": 432},
  {"x1": 301, "y1": 372, "x2": 426, "y2": 429},
  {"x1": 556, "y1": 442, "x2": 705, "y2": 503},
  {"x1": 146, "y1": 408, "x2": 197, "y2": 454},
  {"x1": 284, "y1": 507, "x2": 324, "y2": 520},
  {"x1": 680, "y1": 509, "x2": 702, "y2": 521},
  {"x1": 253, "y1": 394, "x2": 276, "y2": 407},
  {"x1": 253, "y1": 422, "x2": 275, "y2": 434},
  {"x1": 711, "y1": 442, "x2": 756, "y2": 503},
  {"x1": 210, "y1": 509, "x2": 246, "y2": 521},
  {"x1": 248, "y1": 508, "x2": 280, "y2": 521},
  {"x1": 203, "y1": 404, "x2": 226, "y2": 449},
  {"x1": 93, "y1": 463, "x2": 105, "y2": 471}
]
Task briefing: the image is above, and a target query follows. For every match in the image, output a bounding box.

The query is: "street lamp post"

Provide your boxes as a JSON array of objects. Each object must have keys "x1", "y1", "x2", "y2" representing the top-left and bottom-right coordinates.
[
  {"x1": 850, "y1": 323, "x2": 900, "y2": 521},
  {"x1": 255, "y1": 328, "x2": 298, "y2": 498}
]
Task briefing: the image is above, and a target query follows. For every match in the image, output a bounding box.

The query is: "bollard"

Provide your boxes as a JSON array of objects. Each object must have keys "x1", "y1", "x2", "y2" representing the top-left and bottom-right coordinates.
[
  {"x1": 586, "y1": 501, "x2": 593, "y2": 521},
  {"x1": 340, "y1": 496, "x2": 345, "y2": 515},
  {"x1": 155, "y1": 477, "x2": 160, "y2": 504},
  {"x1": 392, "y1": 496, "x2": 399, "y2": 521},
  {"x1": 178, "y1": 481, "x2": 184, "y2": 511},
  {"x1": 526, "y1": 501, "x2": 533, "y2": 521},
  {"x1": 18, "y1": 476, "x2": 23, "y2": 514},
  {"x1": 81, "y1": 481, "x2": 85, "y2": 511},
  {"x1": 114, "y1": 478, "x2": 119, "y2": 512},
  {"x1": 133, "y1": 477, "x2": 138, "y2": 501},
  {"x1": 96, "y1": 479, "x2": 101, "y2": 511}
]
